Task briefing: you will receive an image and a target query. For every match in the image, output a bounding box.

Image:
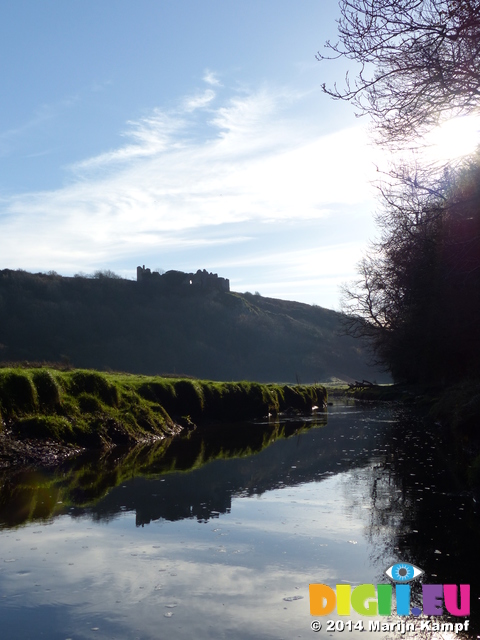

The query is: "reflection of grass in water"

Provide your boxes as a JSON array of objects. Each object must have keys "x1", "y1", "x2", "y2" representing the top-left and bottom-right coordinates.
[
  {"x1": 0, "y1": 415, "x2": 327, "y2": 527},
  {"x1": 0, "y1": 367, "x2": 326, "y2": 527}
]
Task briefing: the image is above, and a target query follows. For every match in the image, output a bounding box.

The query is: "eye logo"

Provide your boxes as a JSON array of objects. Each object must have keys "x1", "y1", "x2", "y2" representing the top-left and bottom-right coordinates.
[
  {"x1": 310, "y1": 560, "x2": 470, "y2": 619},
  {"x1": 385, "y1": 563, "x2": 424, "y2": 583}
]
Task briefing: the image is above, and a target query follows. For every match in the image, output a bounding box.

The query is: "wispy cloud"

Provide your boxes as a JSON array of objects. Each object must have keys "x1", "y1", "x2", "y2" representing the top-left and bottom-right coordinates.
[
  {"x1": 0, "y1": 77, "x2": 380, "y2": 305},
  {"x1": 0, "y1": 95, "x2": 80, "y2": 155},
  {"x1": 203, "y1": 69, "x2": 221, "y2": 86},
  {"x1": 72, "y1": 109, "x2": 186, "y2": 171},
  {"x1": 182, "y1": 89, "x2": 216, "y2": 113}
]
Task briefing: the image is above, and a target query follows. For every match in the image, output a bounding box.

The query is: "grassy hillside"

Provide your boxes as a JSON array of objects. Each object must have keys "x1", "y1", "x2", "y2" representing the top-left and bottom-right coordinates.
[{"x1": 0, "y1": 269, "x2": 388, "y2": 382}]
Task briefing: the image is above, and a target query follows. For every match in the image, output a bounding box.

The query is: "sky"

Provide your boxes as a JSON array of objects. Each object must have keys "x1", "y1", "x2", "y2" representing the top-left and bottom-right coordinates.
[{"x1": 1, "y1": 1, "x2": 479, "y2": 310}]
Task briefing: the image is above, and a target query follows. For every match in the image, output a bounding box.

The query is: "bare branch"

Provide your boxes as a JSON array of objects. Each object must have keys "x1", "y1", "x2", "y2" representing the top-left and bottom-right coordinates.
[
  {"x1": 341, "y1": 151, "x2": 480, "y2": 381},
  {"x1": 319, "y1": 0, "x2": 480, "y2": 147}
]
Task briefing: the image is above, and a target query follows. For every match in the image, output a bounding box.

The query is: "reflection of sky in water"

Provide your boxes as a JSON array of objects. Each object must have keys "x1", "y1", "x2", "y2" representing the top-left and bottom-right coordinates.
[
  {"x1": 0, "y1": 405, "x2": 475, "y2": 639},
  {"x1": 0, "y1": 473, "x2": 377, "y2": 640}
]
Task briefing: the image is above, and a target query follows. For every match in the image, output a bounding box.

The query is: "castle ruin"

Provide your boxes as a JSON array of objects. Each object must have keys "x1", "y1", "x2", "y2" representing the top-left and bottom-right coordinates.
[{"x1": 136, "y1": 266, "x2": 230, "y2": 292}]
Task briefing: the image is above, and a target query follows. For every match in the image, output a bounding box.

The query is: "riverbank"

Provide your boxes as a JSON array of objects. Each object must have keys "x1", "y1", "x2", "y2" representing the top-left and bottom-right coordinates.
[
  {"x1": 0, "y1": 367, "x2": 326, "y2": 467},
  {"x1": 348, "y1": 380, "x2": 480, "y2": 487}
]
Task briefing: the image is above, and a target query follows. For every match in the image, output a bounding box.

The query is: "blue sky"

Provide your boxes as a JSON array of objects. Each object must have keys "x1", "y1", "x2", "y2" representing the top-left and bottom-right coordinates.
[{"x1": 1, "y1": 1, "x2": 470, "y2": 309}]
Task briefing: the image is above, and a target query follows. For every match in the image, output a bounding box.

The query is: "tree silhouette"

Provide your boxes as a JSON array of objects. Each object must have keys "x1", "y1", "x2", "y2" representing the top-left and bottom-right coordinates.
[
  {"x1": 342, "y1": 157, "x2": 480, "y2": 382},
  {"x1": 319, "y1": 0, "x2": 480, "y2": 147}
]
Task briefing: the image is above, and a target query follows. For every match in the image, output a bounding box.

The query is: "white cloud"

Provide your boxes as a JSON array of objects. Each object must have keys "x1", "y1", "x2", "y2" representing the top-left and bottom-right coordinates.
[
  {"x1": 0, "y1": 80, "x2": 380, "y2": 306},
  {"x1": 71, "y1": 109, "x2": 185, "y2": 171},
  {"x1": 182, "y1": 89, "x2": 216, "y2": 113},
  {"x1": 210, "y1": 90, "x2": 276, "y2": 140},
  {"x1": 203, "y1": 69, "x2": 221, "y2": 86}
]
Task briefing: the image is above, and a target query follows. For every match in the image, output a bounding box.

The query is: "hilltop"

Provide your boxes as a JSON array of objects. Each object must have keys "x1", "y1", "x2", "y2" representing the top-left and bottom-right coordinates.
[{"x1": 0, "y1": 268, "x2": 388, "y2": 383}]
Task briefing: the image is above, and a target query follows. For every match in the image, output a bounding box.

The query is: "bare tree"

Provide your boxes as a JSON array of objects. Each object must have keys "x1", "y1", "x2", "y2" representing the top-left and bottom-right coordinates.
[
  {"x1": 342, "y1": 155, "x2": 480, "y2": 382},
  {"x1": 93, "y1": 269, "x2": 122, "y2": 279},
  {"x1": 318, "y1": 0, "x2": 480, "y2": 147}
]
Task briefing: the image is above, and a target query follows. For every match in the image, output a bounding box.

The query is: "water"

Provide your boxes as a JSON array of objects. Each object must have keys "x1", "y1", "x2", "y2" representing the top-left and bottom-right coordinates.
[{"x1": 0, "y1": 403, "x2": 477, "y2": 639}]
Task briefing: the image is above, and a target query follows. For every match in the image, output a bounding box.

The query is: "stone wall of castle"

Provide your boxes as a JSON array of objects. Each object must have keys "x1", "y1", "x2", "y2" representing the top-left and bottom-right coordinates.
[{"x1": 136, "y1": 266, "x2": 229, "y2": 292}]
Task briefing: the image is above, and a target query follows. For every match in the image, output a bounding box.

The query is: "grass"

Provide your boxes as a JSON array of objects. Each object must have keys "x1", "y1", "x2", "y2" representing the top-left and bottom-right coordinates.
[
  {"x1": 344, "y1": 382, "x2": 418, "y2": 403},
  {"x1": 0, "y1": 367, "x2": 327, "y2": 449}
]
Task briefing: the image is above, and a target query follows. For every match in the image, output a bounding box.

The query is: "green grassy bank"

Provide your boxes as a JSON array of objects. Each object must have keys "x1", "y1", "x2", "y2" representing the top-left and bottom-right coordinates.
[{"x1": 0, "y1": 367, "x2": 326, "y2": 454}]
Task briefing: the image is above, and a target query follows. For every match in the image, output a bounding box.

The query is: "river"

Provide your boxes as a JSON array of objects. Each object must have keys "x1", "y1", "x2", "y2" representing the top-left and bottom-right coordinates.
[{"x1": 0, "y1": 402, "x2": 477, "y2": 639}]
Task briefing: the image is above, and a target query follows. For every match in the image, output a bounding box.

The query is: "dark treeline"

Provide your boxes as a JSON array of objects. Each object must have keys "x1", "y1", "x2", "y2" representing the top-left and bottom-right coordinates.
[
  {"x1": 0, "y1": 270, "x2": 386, "y2": 383},
  {"x1": 320, "y1": 0, "x2": 480, "y2": 385},
  {"x1": 343, "y1": 156, "x2": 480, "y2": 385}
]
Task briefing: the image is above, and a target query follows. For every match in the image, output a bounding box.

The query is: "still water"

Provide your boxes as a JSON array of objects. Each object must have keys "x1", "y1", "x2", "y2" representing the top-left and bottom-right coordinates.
[{"x1": 0, "y1": 403, "x2": 477, "y2": 639}]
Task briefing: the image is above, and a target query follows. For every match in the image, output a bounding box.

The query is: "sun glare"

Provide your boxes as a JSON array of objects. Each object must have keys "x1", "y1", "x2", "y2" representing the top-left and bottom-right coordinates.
[{"x1": 424, "y1": 115, "x2": 480, "y2": 163}]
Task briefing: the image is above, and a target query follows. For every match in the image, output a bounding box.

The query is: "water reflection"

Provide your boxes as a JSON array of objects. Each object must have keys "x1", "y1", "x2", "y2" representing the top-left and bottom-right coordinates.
[
  {"x1": 0, "y1": 415, "x2": 333, "y2": 528},
  {"x1": 0, "y1": 404, "x2": 477, "y2": 639},
  {"x1": 347, "y1": 408, "x2": 479, "y2": 638}
]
